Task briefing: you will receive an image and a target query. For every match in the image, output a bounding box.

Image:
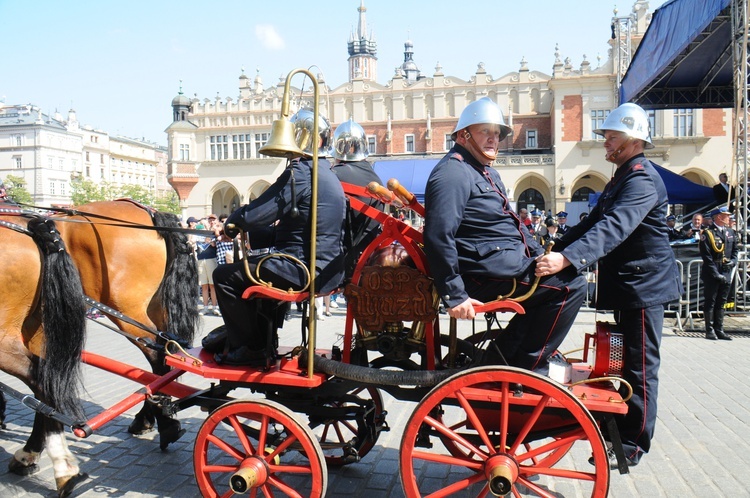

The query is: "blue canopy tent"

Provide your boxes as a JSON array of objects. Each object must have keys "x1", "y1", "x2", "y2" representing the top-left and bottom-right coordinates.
[
  {"x1": 619, "y1": 0, "x2": 732, "y2": 108},
  {"x1": 372, "y1": 159, "x2": 440, "y2": 203},
  {"x1": 373, "y1": 158, "x2": 713, "y2": 206}
]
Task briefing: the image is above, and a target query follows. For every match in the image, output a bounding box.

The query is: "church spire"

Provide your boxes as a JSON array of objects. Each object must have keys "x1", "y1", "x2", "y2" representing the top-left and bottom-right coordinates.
[{"x1": 347, "y1": 1, "x2": 377, "y2": 82}]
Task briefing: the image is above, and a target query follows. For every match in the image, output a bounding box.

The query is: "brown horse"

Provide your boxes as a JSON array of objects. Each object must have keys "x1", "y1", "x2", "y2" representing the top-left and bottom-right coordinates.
[
  {"x1": 0, "y1": 213, "x2": 89, "y2": 496},
  {"x1": 0, "y1": 201, "x2": 198, "y2": 496},
  {"x1": 54, "y1": 200, "x2": 199, "y2": 447}
]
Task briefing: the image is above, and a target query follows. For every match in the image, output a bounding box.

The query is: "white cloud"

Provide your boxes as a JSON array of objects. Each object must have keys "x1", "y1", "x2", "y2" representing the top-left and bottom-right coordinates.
[{"x1": 255, "y1": 25, "x2": 285, "y2": 50}]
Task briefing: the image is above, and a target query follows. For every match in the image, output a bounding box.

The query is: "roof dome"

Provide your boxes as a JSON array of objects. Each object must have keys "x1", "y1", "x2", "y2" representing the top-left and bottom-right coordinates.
[{"x1": 172, "y1": 93, "x2": 190, "y2": 107}]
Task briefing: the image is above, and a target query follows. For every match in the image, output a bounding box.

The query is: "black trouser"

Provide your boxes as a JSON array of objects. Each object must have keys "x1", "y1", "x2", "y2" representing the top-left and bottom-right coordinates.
[
  {"x1": 702, "y1": 272, "x2": 731, "y2": 332},
  {"x1": 213, "y1": 259, "x2": 297, "y2": 350},
  {"x1": 465, "y1": 265, "x2": 586, "y2": 374},
  {"x1": 610, "y1": 305, "x2": 663, "y2": 465}
]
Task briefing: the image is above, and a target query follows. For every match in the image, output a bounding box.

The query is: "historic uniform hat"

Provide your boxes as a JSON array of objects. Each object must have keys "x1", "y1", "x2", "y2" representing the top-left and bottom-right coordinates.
[
  {"x1": 187, "y1": 216, "x2": 199, "y2": 224},
  {"x1": 545, "y1": 218, "x2": 558, "y2": 227},
  {"x1": 711, "y1": 206, "x2": 730, "y2": 217},
  {"x1": 666, "y1": 215, "x2": 676, "y2": 221},
  {"x1": 531, "y1": 209, "x2": 542, "y2": 217},
  {"x1": 556, "y1": 211, "x2": 568, "y2": 218}
]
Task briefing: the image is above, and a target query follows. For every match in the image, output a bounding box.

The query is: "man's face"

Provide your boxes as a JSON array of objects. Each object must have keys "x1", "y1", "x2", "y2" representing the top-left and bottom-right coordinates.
[
  {"x1": 693, "y1": 215, "x2": 702, "y2": 226},
  {"x1": 720, "y1": 174, "x2": 728, "y2": 183},
  {"x1": 603, "y1": 130, "x2": 643, "y2": 165},
  {"x1": 714, "y1": 213, "x2": 730, "y2": 227},
  {"x1": 520, "y1": 209, "x2": 528, "y2": 220},
  {"x1": 457, "y1": 123, "x2": 502, "y2": 164},
  {"x1": 532, "y1": 215, "x2": 540, "y2": 224},
  {"x1": 667, "y1": 219, "x2": 676, "y2": 227},
  {"x1": 558, "y1": 217, "x2": 566, "y2": 225}
]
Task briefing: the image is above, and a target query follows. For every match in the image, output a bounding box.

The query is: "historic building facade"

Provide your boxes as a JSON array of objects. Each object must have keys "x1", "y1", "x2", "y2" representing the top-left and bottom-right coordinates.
[
  {"x1": 167, "y1": 0, "x2": 732, "y2": 221},
  {"x1": 0, "y1": 104, "x2": 170, "y2": 206}
]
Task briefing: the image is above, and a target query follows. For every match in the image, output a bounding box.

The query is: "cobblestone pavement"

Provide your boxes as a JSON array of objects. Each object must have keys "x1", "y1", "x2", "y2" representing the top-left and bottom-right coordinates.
[{"x1": 1, "y1": 305, "x2": 749, "y2": 497}]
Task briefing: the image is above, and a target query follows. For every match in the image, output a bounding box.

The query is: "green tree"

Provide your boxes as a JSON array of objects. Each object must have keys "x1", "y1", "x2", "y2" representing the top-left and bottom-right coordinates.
[
  {"x1": 3, "y1": 175, "x2": 33, "y2": 204},
  {"x1": 153, "y1": 190, "x2": 181, "y2": 215},
  {"x1": 70, "y1": 178, "x2": 109, "y2": 206},
  {"x1": 119, "y1": 184, "x2": 155, "y2": 206}
]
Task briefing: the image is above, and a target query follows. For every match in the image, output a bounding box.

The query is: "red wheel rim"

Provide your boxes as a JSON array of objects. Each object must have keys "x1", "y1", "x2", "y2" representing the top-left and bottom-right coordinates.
[
  {"x1": 194, "y1": 399, "x2": 327, "y2": 498},
  {"x1": 400, "y1": 366, "x2": 609, "y2": 497}
]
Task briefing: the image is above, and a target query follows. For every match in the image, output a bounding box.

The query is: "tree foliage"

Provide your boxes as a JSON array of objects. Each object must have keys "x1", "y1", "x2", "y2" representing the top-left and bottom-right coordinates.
[
  {"x1": 69, "y1": 176, "x2": 180, "y2": 214},
  {"x1": 3, "y1": 174, "x2": 33, "y2": 204}
]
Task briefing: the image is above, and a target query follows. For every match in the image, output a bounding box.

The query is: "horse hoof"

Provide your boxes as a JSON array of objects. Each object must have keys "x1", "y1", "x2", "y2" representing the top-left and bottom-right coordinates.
[
  {"x1": 8, "y1": 458, "x2": 39, "y2": 476},
  {"x1": 127, "y1": 418, "x2": 156, "y2": 435},
  {"x1": 56, "y1": 472, "x2": 89, "y2": 498},
  {"x1": 159, "y1": 427, "x2": 186, "y2": 451}
]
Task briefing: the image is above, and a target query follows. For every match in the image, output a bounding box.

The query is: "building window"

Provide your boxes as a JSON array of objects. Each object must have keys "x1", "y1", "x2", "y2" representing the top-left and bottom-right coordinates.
[
  {"x1": 255, "y1": 133, "x2": 269, "y2": 157},
  {"x1": 233, "y1": 134, "x2": 251, "y2": 160},
  {"x1": 445, "y1": 134, "x2": 455, "y2": 151},
  {"x1": 648, "y1": 110, "x2": 657, "y2": 138},
  {"x1": 179, "y1": 144, "x2": 190, "y2": 161},
  {"x1": 59, "y1": 158, "x2": 64, "y2": 170},
  {"x1": 591, "y1": 109, "x2": 610, "y2": 139},
  {"x1": 405, "y1": 134, "x2": 415, "y2": 153},
  {"x1": 517, "y1": 188, "x2": 546, "y2": 212},
  {"x1": 210, "y1": 135, "x2": 228, "y2": 160},
  {"x1": 15, "y1": 135, "x2": 22, "y2": 147},
  {"x1": 72, "y1": 159, "x2": 77, "y2": 172},
  {"x1": 367, "y1": 136, "x2": 376, "y2": 155},
  {"x1": 14, "y1": 156, "x2": 22, "y2": 169},
  {"x1": 526, "y1": 129, "x2": 538, "y2": 149},
  {"x1": 572, "y1": 187, "x2": 595, "y2": 202},
  {"x1": 48, "y1": 157, "x2": 53, "y2": 168},
  {"x1": 49, "y1": 181, "x2": 56, "y2": 195},
  {"x1": 85, "y1": 151, "x2": 90, "y2": 161},
  {"x1": 86, "y1": 166, "x2": 91, "y2": 176},
  {"x1": 674, "y1": 109, "x2": 693, "y2": 137},
  {"x1": 100, "y1": 154, "x2": 104, "y2": 164},
  {"x1": 61, "y1": 183, "x2": 66, "y2": 196}
]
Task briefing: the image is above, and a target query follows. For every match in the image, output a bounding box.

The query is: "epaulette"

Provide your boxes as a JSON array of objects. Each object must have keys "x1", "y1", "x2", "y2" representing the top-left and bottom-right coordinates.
[
  {"x1": 450, "y1": 152, "x2": 464, "y2": 162},
  {"x1": 632, "y1": 163, "x2": 645, "y2": 171}
]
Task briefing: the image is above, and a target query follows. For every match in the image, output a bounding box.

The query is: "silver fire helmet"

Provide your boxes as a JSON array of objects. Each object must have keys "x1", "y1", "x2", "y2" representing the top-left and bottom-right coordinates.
[
  {"x1": 332, "y1": 118, "x2": 369, "y2": 161},
  {"x1": 593, "y1": 102, "x2": 654, "y2": 149},
  {"x1": 289, "y1": 108, "x2": 333, "y2": 157},
  {"x1": 451, "y1": 97, "x2": 512, "y2": 141}
]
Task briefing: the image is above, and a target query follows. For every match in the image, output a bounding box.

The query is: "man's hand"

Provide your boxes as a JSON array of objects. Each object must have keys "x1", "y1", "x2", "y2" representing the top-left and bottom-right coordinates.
[
  {"x1": 535, "y1": 252, "x2": 571, "y2": 277},
  {"x1": 447, "y1": 298, "x2": 485, "y2": 320}
]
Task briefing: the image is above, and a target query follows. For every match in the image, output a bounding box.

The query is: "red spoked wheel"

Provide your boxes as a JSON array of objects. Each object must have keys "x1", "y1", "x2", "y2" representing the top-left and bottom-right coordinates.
[
  {"x1": 307, "y1": 386, "x2": 385, "y2": 466},
  {"x1": 194, "y1": 399, "x2": 327, "y2": 498},
  {"x1": 400, "y1": 366, "x2": 609, "y2": 497}
]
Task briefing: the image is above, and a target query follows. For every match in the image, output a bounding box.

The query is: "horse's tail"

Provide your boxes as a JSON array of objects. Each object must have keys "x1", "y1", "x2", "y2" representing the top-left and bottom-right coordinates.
[
  {"x1": 27, "y1": 217, "x2": 86, "y2": 420},
  {"x1": 152, "y1": 211, "x2": 199, "y2": 346}
]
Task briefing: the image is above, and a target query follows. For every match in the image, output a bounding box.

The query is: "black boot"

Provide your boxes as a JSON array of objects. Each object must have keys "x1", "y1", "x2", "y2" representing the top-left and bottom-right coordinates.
[
  {"x1": 704, "y1": 309, "x2": 718, "y2": 340},
  {"x1": 713, "y1": 308, "x2": 733, "y2": 340}
]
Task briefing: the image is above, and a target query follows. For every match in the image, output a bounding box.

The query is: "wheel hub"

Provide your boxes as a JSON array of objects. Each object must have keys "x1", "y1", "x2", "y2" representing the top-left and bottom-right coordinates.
[
  {"x1": 229, "y1": 456, "x2": 269, "y2": 494},
  {"x1": 484, "y1": 453, "x2": 519, "y2": 496}
]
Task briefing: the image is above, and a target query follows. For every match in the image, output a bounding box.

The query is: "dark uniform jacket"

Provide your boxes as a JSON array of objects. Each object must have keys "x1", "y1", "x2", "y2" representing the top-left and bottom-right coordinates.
[
  {"x1": 424, "y1": 145, "x2": 542, "y2": 308},
  {"x1": 700, "y1": 224, "x2": 738, "y2": 282},
  {"x1": 555, "y1": 154, "x2": 681, "y2": 310},
  {"x1": 225, "y1": 158, "x2": 346, "y2": 293},
  {"x1": 331, "y1": 160, "x2": 384, "y2": 276}
]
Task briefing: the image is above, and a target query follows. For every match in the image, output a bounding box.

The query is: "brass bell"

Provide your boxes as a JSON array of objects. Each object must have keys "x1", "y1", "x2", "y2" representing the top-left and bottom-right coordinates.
[{"x1": 259, "y1": 118, "x2": 305, "y2": 159}]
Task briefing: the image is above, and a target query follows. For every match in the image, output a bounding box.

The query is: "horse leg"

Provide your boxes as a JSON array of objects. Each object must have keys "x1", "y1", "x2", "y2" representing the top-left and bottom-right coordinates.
[
  {"x1": 8, "y1": 412, "x2": 46, "y2": 476},
  {"x1": 46, "y1": 420, "x2": 88, "y2": 497},
  {"x1": 0, "y1": 391, "x2": 6, "y2": 429},
  {"x1": 128, "y1": 404, "x2": 156, "y2": 435}
]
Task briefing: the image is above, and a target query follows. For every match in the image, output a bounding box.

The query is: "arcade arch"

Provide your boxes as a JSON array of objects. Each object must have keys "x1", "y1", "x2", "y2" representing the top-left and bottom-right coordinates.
[
  {"x1": 210, "y1": 182, "x2": 241, "y2": 216},
  {"x1": 514, "y1": 174, "x2": 551, "y2": 212}
]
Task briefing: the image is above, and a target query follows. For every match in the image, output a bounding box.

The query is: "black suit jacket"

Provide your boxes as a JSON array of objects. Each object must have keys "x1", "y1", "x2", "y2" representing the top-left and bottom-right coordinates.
[
  {"x1": 424, "y1": 145, "x2": 542, "y2": 307},
  {"x1": 555, "y1": 154, "x2": 681, "y2": 310}
]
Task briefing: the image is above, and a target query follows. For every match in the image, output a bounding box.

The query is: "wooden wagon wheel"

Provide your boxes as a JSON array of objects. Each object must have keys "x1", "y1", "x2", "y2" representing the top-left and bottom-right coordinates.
[
  {"x1": 400, "y1": 366, "x2": 609, "y2": 498},
  {"x1": 303, "y1": 385, "x2": 385, "y2": 467},
  {"x1": 194, "y1": 399, "x2": 327, "y2": 498}
]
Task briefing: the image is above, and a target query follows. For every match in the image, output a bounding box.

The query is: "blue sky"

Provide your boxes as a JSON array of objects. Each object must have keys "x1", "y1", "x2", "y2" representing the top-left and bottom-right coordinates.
[{"x1": 1, "y1": 0, "x2": 668, "y2": 144}]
